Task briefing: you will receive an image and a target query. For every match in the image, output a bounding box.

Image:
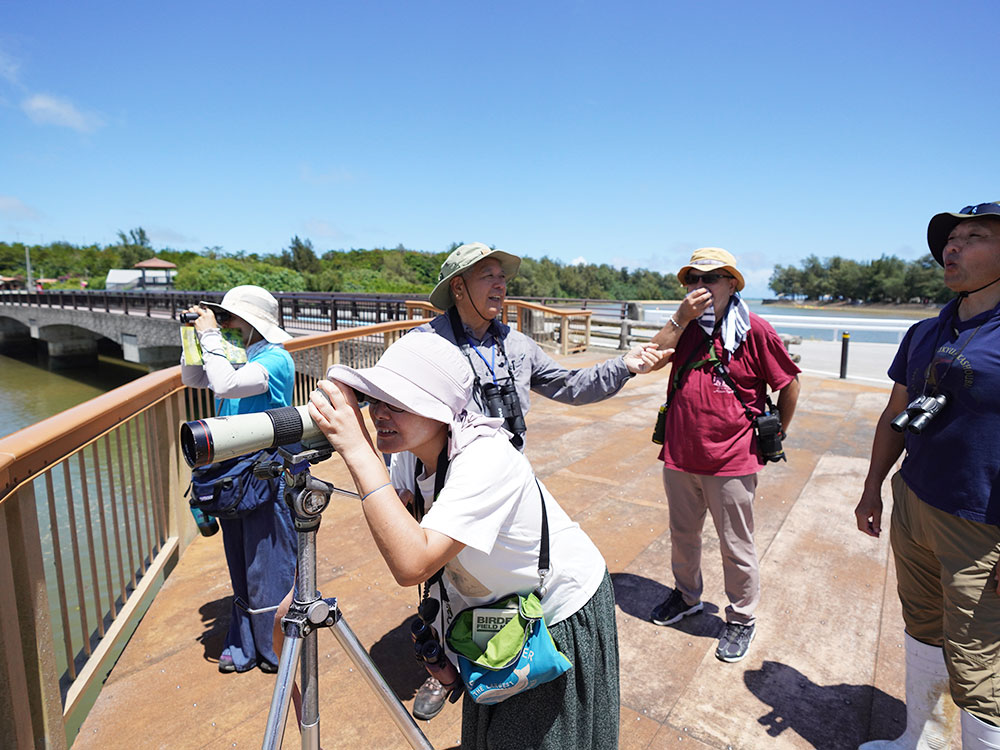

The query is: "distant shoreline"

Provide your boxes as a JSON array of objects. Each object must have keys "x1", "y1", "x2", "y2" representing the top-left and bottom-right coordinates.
[{"x1": 758, "y1": 299, "x2": 940, "y2": 319}]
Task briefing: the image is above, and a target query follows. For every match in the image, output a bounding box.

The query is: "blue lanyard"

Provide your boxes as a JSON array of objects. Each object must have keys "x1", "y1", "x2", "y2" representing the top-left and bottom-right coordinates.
[{"x1": 465, "y1": 336, "x2": 498, "y2": 383}]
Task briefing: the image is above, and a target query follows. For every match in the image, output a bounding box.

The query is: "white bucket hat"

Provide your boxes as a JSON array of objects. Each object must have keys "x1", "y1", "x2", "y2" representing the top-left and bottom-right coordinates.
[
  {"x1": 326, "y1": 330, "x2": 505, "y2": 457},
  {"x1": 201, "y1": 285, "x2": 291, "y2": 344}
]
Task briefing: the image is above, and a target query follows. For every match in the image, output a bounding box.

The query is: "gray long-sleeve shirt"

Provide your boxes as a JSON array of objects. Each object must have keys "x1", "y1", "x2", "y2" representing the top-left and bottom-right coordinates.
[{"x1": 420, "y1": 313, "x2": 633, "y2": 436}]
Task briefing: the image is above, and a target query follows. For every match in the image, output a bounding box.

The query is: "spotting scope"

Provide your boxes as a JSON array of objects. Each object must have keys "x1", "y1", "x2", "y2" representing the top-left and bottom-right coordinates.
[{"x1": 181, "y1": 405, "x2": 328, "y2": 468}]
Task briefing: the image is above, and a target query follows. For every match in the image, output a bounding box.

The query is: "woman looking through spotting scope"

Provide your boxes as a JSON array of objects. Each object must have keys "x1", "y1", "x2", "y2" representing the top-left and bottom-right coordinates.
[
  {"x1": 180, "y1": 285, "x2": 297, "y2": 675},
  {"x1": 306, "y1": 330, "x2": 621, "y2": 750}
]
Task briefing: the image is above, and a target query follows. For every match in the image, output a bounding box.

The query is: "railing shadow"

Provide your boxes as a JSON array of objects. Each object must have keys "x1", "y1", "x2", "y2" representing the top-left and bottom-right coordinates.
[{"x1": 745, "y1": 660, "x2": 904, "y2": 748}]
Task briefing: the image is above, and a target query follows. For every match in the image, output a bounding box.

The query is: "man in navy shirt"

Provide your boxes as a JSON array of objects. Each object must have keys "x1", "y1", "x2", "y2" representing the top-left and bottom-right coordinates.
[{"x1": 855, "y1": 202, "x2": 1000, "y2": 748}]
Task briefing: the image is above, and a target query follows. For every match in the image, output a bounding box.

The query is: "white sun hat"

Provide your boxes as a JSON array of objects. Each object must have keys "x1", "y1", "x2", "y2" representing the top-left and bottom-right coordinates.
[{"x1": 201, "y1": 285, "x2": 291, "y2": 344}]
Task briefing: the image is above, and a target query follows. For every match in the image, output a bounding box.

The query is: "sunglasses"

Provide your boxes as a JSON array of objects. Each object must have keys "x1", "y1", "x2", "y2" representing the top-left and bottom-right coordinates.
[
  {"x1": 684, "y1": 272, "x2": 735, "y2": 285},
  {"x1": 214, "y1": 310, "x2": 232, "y2": 324},
  {"x1": 364, "y1": 395, "x2": 405, "y2": 414},
  {"x1": 959, "y1": 202, "x2": 1000, "y2": 216}
]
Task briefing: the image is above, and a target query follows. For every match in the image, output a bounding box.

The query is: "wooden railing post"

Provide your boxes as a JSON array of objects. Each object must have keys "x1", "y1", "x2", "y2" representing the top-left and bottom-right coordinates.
[
  {"x1": 0, "y1": 484, "x2": 67, "y2": 749},
  {"x1": 159, "y1": 394, "x2": 195, "y2": 551}
]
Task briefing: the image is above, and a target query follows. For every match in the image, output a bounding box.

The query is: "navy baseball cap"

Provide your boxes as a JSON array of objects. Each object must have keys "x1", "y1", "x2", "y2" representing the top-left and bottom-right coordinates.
[{"x1": 927, "y1": 202, "x2": 1000, "y2": 265}]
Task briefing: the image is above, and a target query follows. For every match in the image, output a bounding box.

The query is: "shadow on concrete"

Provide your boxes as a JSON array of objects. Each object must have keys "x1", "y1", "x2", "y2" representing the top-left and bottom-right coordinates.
[
  {"x1": 369, "y1": 616, "x2": 430, "y2": 702},
  {"x1": 745, "y1": 660, "x2": 904, "y2": 748},
  {"x1": 610, "y1": 572, "x2": 723, "y2": 636},
  {"x1": 197, "y1": 596, "x2": 231, "y2": 662}
]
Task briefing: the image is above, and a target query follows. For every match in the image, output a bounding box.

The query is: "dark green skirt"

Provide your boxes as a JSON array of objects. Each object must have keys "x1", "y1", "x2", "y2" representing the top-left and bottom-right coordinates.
[{"x1": 460, "y1": 570, "x2": 620, "y2": 750}]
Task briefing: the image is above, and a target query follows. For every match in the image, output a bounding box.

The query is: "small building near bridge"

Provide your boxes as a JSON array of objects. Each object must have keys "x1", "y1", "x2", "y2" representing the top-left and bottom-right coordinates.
[{"x1": 104, "y1": 258, "x2": 178, "y2": 291}]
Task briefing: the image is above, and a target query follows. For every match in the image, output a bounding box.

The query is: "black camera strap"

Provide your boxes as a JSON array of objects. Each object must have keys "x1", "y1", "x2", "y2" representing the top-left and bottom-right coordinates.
[
  {"x1": 920, "y1": 306, "x2": 988, "y2": 398},
  {"x1": 413, "y1": 445, "x2": 451, "y2": 633},
  {"x1": 447, "y1": 307, "x2": 525, "y2": 449}
]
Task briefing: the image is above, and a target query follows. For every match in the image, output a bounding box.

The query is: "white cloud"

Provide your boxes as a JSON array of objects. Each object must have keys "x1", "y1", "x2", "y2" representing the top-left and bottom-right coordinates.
[
  {"x1": 299, "y1": 164, "x2": 356, "y2": 186},
  {"x1": 739, "y1": 266, "x2": 776, "y2": 299},
  {"x1": 304, "y1": 218, "x2": 352, "y2": 242},
  {"x1": 569, "y1": 256, "x2": 587, "y2": 266},
  {"x1": 0, "y1": 195, "x2": 41, "y2": 221},
  {"x1": 22, "y1": 93, "x2": 105, "y2": 133},
  {"x1": 0, "y1": 49, "x2": 20, "y2": 86},
  {"x1": 147, "y1": 227, "x2": 196, "y2": 246}
]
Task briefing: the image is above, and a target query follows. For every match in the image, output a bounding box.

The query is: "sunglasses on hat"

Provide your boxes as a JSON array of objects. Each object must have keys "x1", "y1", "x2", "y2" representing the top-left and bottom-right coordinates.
[
  {"x1": 684, "y1": 272, "x2": 735, "y2": 285},
  {"x1": 958, "y1": 202, "x2": 1000, "y2": 216}
]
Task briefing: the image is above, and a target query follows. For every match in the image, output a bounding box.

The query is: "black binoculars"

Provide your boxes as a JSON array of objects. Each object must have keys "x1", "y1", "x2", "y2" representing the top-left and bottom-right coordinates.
[{"x1": 481, "y1": 380, "x2": 526, "y2": 436}]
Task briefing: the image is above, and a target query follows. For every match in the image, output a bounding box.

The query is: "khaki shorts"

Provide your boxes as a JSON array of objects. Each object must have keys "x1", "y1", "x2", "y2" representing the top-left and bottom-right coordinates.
[{"x1": 890, "y1": 471, "x2": 1000, "y2": 720}]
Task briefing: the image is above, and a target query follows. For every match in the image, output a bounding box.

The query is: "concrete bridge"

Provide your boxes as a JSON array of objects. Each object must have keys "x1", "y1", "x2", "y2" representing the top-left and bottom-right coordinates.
[
  {"x1": 0, "y1": 290, "x2": 418, "y2": 370},
  {"x1": 0, "y1": 305, "x2": 188, "y2": 369}
]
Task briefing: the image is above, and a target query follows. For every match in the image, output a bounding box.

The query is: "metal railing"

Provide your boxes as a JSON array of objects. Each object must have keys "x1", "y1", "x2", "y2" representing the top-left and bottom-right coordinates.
[
  {"x1": 0, "y1": 289, "x2": 415, "y2": 334},
  {"x1": 0, "y1": 318, "x2": 424, "y2": 748},
  {"x1": 405, "y1": 299, "x2": 593, "y2": 356},
  {"x1": 0, "y1": 289, "x2": 615, "y2": 340}
]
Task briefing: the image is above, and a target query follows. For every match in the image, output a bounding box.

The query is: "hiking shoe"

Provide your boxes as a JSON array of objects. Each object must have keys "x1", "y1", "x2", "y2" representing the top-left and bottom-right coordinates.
[
  {"x1": 218, "y1": 652, "x2": 238, "y2": 673},
  {"x1": 412, "y1": 677, "x2": 447, "y2": 721},
  {"x1": 716, "y1": 622, "x2": 756, "y2": 663},
  {"x1": 650, "y1": 589, "x2": 704, "y2": 626}
]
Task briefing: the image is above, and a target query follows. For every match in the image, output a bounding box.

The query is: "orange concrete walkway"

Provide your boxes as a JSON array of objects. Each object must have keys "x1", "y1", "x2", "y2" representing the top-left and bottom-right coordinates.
[{"x1": 75, "y1": 347, "x2": 954, "y2": 749}]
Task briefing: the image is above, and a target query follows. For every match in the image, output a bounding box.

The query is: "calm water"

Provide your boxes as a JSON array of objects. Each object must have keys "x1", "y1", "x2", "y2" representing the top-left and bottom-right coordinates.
[
  {"x1": 0, "y1": 350, "x2": 149, "y2": 440},
  {"x1": 639, "y1": 299, "x2": 938, "y2": 344}
]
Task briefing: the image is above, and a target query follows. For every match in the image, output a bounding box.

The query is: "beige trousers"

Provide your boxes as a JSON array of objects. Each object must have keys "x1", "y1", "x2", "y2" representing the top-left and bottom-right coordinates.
[
  {"x1": 662, "y1": 467, "x2": 760, "y2": 625},
  {"x1": 890, "y1": 471, "x2": 1000, "y2": 721}
]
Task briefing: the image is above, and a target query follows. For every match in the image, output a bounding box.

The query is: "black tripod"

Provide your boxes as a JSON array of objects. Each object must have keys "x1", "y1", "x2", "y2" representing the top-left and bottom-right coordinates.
[{"x1": 252, "y1": 445, "x2": 435, "y2": 750}]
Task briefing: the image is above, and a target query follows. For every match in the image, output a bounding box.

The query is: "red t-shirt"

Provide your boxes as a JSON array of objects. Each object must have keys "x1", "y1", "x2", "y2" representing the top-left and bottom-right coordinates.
[{"x1": 658, "y1": 312, "x2": 800, "y2": 476}]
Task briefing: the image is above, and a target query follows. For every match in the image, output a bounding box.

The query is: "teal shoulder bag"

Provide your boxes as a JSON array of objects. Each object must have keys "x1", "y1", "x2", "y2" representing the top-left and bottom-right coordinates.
[{"x1": 445, "y1": 479, "x2": 572, "y2": 704}]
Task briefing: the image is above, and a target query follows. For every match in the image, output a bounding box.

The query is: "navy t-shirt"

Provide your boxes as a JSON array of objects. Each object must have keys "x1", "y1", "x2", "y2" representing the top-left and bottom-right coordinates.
[{"x1": 888, "y1": 298, "x2": 1000, "y2": 524}]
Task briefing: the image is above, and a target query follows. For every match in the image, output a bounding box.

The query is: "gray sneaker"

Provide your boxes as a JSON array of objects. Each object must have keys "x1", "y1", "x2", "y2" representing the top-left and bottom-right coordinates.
[
  {"x1": 412, "y1": 676, "x2": 447, "y2": 721},
  {"x1": 716, "y1": 622, "x2": 756, "y2": 662},
  {"x1": 650, "y1": 589, "x2": 704, "y2": 626}
]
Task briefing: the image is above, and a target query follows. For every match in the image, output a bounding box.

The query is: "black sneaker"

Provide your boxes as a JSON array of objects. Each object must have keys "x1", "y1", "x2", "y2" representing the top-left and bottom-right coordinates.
[
  {"x1": 715, "y1": 622, "x2": 756, "y2": 662},
  {"x1": 650, "y1": 589, "x2": 704, "y2": 626}
]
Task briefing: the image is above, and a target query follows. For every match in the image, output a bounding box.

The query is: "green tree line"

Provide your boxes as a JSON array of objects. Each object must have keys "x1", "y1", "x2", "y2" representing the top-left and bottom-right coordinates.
[
  {"x1": 769, "y1": 253, "x2": 951, "y2": 303},
  {"x1": 0, "y1": 232, "x2": 687, "y2": 300}
]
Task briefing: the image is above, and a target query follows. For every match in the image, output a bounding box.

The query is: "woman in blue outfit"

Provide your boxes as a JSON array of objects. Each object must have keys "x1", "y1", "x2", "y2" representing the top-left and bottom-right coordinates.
[{"x1": 181, "y1": 285, "x2": 297, "y2": 674}]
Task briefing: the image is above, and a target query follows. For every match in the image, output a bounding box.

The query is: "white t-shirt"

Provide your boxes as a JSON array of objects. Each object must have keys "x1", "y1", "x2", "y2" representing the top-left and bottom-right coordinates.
[{"x1": 389, "y1": 433, "x2": 606, "y2": 626}]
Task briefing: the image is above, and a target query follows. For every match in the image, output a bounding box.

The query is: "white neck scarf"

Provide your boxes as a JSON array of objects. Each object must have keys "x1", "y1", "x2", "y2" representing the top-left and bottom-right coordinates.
[{"x1": 697, "y1": 294, "x2": 752, "y2": 355}]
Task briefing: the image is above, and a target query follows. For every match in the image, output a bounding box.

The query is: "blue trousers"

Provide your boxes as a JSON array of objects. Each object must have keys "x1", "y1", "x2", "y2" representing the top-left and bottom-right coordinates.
[{"x1": 218, "y1": 497, "x2": 296, "y2": 670}]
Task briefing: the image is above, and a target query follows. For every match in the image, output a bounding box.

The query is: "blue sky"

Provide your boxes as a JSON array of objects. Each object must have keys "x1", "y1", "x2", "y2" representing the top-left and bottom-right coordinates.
[{"x1": 2, "y1": 1, "x2": 999, "y2": 299}]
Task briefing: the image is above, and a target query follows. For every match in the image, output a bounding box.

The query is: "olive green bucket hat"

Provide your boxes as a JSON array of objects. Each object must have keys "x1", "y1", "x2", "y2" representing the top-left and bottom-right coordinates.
[{"x1": 429, "y1": 242, "x2": 521, "y2": 310}]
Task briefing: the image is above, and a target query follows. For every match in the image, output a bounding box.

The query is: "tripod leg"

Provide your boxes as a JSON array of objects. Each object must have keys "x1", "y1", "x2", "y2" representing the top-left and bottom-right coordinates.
[
  {"x1": 299, "y1": 623, "x2": 319, "y2": 748},
  {"x1": 262, "y1": 630, "x2": 304, "y2": 750},
  {"x1": 329, "y1": 615, "x2": 435, "y2": 750}
]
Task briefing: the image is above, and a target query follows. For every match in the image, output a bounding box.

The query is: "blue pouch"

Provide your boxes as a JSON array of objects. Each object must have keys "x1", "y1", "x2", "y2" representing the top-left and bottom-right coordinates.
[{"x1": 187, "y1": 450, "x2": 278, "y2": 519}]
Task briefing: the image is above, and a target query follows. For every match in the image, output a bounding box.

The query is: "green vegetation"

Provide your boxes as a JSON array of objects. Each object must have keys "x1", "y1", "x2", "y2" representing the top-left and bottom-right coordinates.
[
  {"x1": 3, "y1": 230, "x2": 951, "y2": 304},
  {"x1": 0, "y1": 232, "x2": 687, "y2": 300},
  {"x1": 769, "y1": 254, "x2": 951, "y2": 304}
]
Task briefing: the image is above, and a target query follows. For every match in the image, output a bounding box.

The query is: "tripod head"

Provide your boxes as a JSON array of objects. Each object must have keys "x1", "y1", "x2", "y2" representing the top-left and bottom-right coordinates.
[{"x1": 254, "y1": 444, "x2": 359, "y2": 530}]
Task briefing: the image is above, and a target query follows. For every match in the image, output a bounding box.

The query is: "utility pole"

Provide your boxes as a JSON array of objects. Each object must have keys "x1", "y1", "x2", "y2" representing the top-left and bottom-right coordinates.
[{"x1": 25, "y1": 246, "x2": 34, "y2": 289}]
